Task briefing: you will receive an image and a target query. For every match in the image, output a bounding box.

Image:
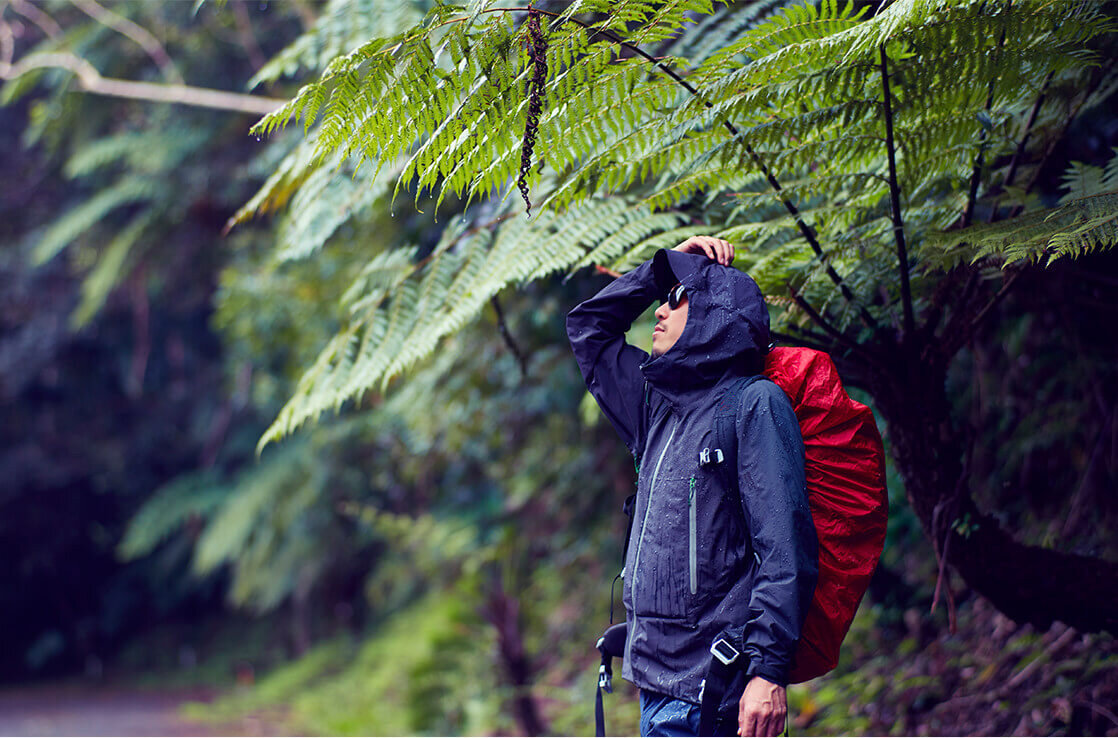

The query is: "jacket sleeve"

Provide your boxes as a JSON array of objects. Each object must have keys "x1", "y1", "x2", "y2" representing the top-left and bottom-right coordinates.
[
  {"x1": 566, "y1": 260, "x2": 660, "y2": 454},
  {"x1": 735, "y1": 380, "x2": 818, "y2": 686}
]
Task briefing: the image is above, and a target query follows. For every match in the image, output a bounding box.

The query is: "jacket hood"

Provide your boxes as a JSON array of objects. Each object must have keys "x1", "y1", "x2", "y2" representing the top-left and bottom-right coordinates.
[{"x1": 641, "y1": 249, "x2": 770, "y2": 405}]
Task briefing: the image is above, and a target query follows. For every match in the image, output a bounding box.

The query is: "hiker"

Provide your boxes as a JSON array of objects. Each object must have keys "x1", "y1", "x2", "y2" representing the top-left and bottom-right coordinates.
[{"x1": 568, "y1": 237, "x2": 819, "y2": 737}]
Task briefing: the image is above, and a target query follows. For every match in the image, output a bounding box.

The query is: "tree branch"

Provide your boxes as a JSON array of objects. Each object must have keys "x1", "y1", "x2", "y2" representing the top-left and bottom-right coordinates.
[
  {"x1": 879, "y1": 43, "x2": 916, "y2": 341},
  {"x1": 491, "y1": 295, "x2": 529, "y2": 378},
  {"x1": 10, "y1": 0, "x2": 62, "y2": 38},
  {"x1": 990, "y1": 70, "x2": 1053, "y2": 221},
  {"x1": 771, "y1": 329, "x2": 834, "y2": 354},
  {"x1": 71, "y1": 0, "x2": 183, "y2": 84},
  {"x1": 958, "y1": 268, "x2": 1024, "y2": 346},
  {"x1": 0, "y1": 51, "x2": 286, "y2": 115},
  {"x1": 790, "y1": 288, "x2": 864, "y2": 357},
  {"x1": 924, "y1": 19, "x2": 1013, "y2": 344},
  {"x1": 960, "y1": 3, "x2": 1009, "y2": 229},
  {"x1": 232, "y1": 0, "x2": 267, "y2": 74}
]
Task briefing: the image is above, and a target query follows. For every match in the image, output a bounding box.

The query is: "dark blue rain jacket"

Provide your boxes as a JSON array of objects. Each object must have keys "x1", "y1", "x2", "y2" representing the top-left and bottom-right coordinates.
[{"x1": 567, "y1": 249, "x2": 818, "y2": 710}]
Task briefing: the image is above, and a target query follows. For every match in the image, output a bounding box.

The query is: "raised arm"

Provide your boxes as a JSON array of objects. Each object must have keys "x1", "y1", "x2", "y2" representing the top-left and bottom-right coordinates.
[{"x1": 566, "y1": 260, "x2": 660, "y2": 453}]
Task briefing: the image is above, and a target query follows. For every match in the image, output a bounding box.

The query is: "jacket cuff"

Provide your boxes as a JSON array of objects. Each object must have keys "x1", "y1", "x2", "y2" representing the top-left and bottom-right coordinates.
[{"x1": 744, "y1": 660, "x2": 788, "y2": 688}]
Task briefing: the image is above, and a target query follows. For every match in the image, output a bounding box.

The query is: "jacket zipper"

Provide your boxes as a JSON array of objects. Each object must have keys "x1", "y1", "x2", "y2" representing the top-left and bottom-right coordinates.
[
  {"x1": 688, "y1": 475, "x2": 697, "y2": 595},
  {"x1": 631, "y1": 419, "x2": 678, "y2": 615}
]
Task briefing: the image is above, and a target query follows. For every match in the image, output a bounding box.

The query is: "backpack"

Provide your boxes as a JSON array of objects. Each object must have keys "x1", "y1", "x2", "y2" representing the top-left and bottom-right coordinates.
[{"x1": 715, "y1": 347, "x2": 888, "y2": 683}]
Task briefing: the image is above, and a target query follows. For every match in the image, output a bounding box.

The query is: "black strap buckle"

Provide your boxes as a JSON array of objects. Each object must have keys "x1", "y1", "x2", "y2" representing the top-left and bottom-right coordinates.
[{"x1": 598, "y1": 664, "x2": 612, "y2": 692}]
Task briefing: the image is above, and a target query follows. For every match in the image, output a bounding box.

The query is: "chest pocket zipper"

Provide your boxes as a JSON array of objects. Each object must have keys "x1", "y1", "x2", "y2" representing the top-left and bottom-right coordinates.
[{"x1": 688, "y1": 475, "x2": 697, "y2": 595}]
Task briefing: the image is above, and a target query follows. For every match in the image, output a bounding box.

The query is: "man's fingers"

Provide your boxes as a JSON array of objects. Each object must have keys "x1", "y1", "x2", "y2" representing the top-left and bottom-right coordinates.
[
  {"x1": 708, "y1": 240, "x2": 722, "y2": 263},
  {"x1": 741, "y1": 707, "x2": 783, "y2": 737},
  {"x1": 738, "y1": 709, "x2": 756, "y2": 737},
  {"x1": 765, "y1": 709, "x2": 786, "y2": 737},
  {"x1": 713, "y1": 238, "x2": 733, "y2": 265},
  {"x1": 705, "y1": 238, "x2": 721, "y2": 262},
  {"x1": 740, "y1": 708, "x2": 773, "y2": 737},
  {"x1": 674, "y1": 236, "x2": 734, "y2": 265}
]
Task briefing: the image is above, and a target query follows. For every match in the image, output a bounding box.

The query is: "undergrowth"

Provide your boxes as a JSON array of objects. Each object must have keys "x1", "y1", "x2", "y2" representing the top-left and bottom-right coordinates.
[{"x1": 177, "y1": 586, "x2": 1118, "y2": 736}]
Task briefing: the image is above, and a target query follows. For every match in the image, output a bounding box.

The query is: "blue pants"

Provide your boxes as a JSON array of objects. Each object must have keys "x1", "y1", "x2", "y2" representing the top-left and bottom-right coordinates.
[{"x1": 639, "y1": 690, "x2": 737, "y2": 737}]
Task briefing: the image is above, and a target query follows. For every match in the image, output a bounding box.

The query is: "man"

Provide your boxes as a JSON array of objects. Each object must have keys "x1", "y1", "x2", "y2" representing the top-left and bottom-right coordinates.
[{"x1": 567, "y1": 237, "x2": 818, "y2": 737}]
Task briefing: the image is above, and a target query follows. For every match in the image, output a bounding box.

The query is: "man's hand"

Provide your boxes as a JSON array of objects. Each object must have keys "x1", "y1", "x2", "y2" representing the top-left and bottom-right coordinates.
[
  {"x1": 737, "y1": 676, "x2": 787, "y2": 737},
  {"x1": 673, "y1": 236, "x2": 734, "y2": 266}
]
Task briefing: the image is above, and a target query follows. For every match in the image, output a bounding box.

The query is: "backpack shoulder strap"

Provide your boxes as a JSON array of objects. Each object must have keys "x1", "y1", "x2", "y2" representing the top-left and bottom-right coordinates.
[
  {"x1": 697, "y1": 374, "x2": 769, "y2": 736},
  {"x1": 712, "y1": 375, "x2": 766, "y2": 494}
]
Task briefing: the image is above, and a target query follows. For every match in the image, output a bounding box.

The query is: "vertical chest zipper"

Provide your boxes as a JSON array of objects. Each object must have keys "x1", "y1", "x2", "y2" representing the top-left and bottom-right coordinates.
[{"x1": 688, "y1": 475, "x2": 697, "y2": 595}]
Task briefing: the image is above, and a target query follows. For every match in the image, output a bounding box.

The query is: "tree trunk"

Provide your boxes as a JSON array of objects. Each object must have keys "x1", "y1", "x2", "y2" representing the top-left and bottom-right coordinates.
[
  {"x1": 482, "y1": 583, "x2": 548, "y2": 736},
  {"x1": 869, "y1": 349, "x2": 1118, "y2": 633}
]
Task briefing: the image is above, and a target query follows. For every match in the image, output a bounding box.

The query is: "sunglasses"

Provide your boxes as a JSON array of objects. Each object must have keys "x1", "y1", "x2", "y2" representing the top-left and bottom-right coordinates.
[{"x1": 664, "y1": 282, "x2": 687, "y2": 310}]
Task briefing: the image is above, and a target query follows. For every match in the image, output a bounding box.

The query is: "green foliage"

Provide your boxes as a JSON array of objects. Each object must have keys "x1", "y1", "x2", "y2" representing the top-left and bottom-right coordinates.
[
  {"x1": 930, "y1": 190, "x2": 1118, "y2": 267},
  {"x1": 6, "y1": 0, "x2": 1117, "y2": 722},
  {"x1": 124, "y1": 425, "x2": 376, "y2": 614},
  {"x1": 118, "y1": 470, "x2": 230, "y2": 560},
  {"x1": 928, "y1": 149, "x2": 1118, "y2": 267},
  {"x1": 1, "y1": 2, "x2": 308, "y2": 328},
  {"x1": 236, "y1": 0, "x2": 1116, "y2": 443},
  {"x1": 31, "y1": 178, "x2": 157, "y2": 266},
  {"x1": 248, "y1": 0, "x2": 431, "y2": 89},
  {"x1": 196, "y1": 591, "x2": 501, "y2": 736},
  {"x1": 256, "y1": 192, "x2": 709, "y2": 447}
]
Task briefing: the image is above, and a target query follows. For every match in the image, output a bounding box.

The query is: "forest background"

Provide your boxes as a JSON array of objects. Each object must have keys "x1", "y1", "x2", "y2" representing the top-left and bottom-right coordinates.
[{"x1": 2, "y1": 0, "x2": 1118, "y2": 735}]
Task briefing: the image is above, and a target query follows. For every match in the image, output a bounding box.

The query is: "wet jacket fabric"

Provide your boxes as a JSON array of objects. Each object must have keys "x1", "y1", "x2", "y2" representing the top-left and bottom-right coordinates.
[{"x1": 567, "y1": 249, "x2": 819, "y2": 709}]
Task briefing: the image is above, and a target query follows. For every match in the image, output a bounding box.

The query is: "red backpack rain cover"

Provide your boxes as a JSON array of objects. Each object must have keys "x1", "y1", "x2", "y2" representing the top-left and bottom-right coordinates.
[{"x1": 764, "y1": 347, "x2": 888, "y2": 683}]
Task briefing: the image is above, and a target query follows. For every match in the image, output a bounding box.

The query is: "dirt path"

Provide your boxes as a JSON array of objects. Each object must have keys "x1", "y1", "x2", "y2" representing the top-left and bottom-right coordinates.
[{"x1": 0, "y1": 684, "x2": 230, "y2": 737}]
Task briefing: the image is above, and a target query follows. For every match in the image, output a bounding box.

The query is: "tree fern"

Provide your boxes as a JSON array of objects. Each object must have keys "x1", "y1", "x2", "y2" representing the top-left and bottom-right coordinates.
[{"x1": 237, "y1": 0, "x2": 1115, "y2": 444}]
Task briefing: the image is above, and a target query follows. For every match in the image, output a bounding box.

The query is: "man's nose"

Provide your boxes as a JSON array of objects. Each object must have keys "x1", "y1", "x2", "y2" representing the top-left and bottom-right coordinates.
[{"x1": 654, "y1": 302, "x2": 669, "y2": 320}]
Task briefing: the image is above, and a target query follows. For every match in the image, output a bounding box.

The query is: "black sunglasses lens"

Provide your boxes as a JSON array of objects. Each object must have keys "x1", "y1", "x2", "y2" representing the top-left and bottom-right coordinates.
[{"x1": 668, "y1": 283, "x2": 686, "y2": 309}]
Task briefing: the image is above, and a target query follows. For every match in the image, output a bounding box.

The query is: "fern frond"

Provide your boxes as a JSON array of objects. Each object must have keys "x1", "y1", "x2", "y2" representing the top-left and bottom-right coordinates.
[
  {"x1": 248, "y1": 0, "x2": 430, "y2": 87},
  {"x1": 64, "y1": 128, "x2": 209, "y2": 178},
  {"x1": 228, "y1": 133, "x2": 322, "y2": 226},
  {"x1": 257, "y1": 194, "x2": 715, "y2": 448},
  {"x1": 32, "y1": 177, "x2": 158, "y2": 264},
  {"x1": 193, "y1": 448, "x2": 304, "y2": 575},
  {"x1": 71, "y1": 212, "x2": 154, "y2": 328},
  {"x1": 246, "y1": 0, "x2": 1116, "y2": 447},
  {"x1": 928, "y1": 191, "x2": 1118, "y2": 268},
  {"x1": 118, "y1": 470, "x2": 229, "y2": 560}
]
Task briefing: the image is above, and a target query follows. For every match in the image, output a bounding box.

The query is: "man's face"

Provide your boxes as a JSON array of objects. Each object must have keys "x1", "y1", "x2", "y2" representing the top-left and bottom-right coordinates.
[{"x1": 652, "y1": 284, "x2": 688, "y2": 357}]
